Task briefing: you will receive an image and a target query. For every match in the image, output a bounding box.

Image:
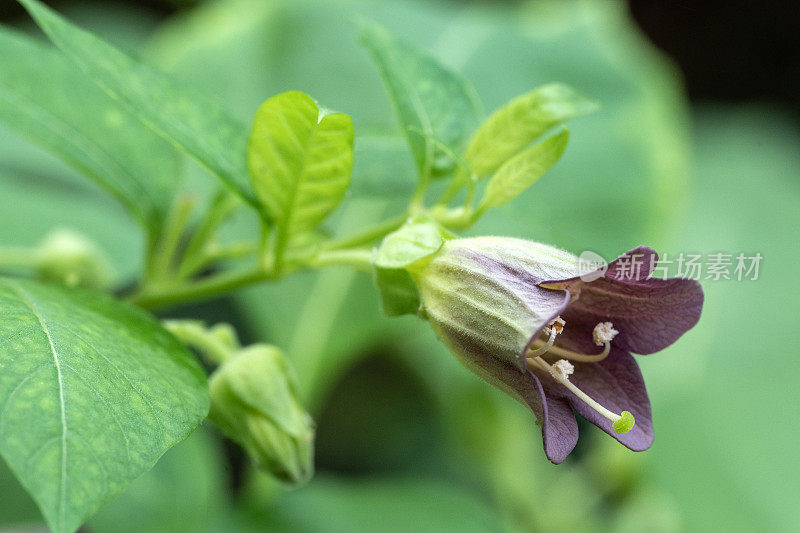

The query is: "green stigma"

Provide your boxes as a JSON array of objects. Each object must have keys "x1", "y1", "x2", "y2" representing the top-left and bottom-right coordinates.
[{"x1": 612, "y1": 411, "x2": 635, "y2": 434}]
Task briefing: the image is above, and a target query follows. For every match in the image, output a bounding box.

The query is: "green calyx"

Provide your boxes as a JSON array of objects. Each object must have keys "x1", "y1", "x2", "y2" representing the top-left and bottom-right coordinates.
[{"x1": 373, "y1": 216, "x2": 450, "y2": 317}]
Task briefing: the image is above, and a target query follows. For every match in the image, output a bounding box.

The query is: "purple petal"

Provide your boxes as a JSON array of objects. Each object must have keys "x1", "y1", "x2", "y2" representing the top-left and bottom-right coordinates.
[
  {"x1": 545, "y1": 246, "x2": 704, "y2": 354},
  {"x1": 540, "y1": 393, "x2": 579, "y2": 464},
  {"x1": 433, "y1": 324, "x2": 580, "y2": 464},
  {"x1": 533, "y1": 346, "x2": 653, "y2": 452}
]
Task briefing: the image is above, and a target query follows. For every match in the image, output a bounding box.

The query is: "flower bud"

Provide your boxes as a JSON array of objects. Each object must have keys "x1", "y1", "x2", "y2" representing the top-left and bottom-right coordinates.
[
  {"x1": 407, "y1": 236, "x2": 579, "y2": 372},
  {"x1": 35, "y1": 229, "x2": 113, "y2": 289},
  {"x1": 209, "y1": 345, "x2": 314, "y2": 485}
]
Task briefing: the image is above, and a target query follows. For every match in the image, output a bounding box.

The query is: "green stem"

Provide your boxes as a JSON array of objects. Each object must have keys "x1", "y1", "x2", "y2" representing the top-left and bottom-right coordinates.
[
  {"x1": 178, "y1": 191, "x2": 239, "y2": 279},
  {"x1": 409, "y1": 141, "x2": 435, "y2": 210},
  {"x1": 163, "y1": 320, "x2": 239, "y2": 365},
  {"x1": 131, "y1": 264, "x2": 272, "y2": 310},
  {"x1": 438, "y1": 175, "x2": 465, "y2": 206},
  {"x1": 321, "y1": 214, "x2": 407, "y2": 251},
  {"x1": 147, "y1": 194, "x2": 196, "y2": 281},
  {"x1": 129, "y1": 248, "x2": 373, "y2": 310},
  {"x1": 179, "y1": 241, "x2": 259, "y2": 280},
  {"x1": 307, "y1": 248, "x2": 373, "y2": 271}
]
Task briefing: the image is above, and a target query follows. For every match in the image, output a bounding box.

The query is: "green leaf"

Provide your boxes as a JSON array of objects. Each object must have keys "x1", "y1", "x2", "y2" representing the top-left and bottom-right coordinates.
[
  {"x1": 359, "y1": 21, "x2": 481, "y2": 177},
  {"x1": 248, "y1": 91, "x2": 354, "y2": 243},
  {"x1": 374, "y1": 218, "x2": 445, "y2": 269},
  {"x1": 464, "y1": 83, "x2": 596, "y2": 178},
  {"x1": 16, "y1": 0, "x2": 257, "y2": 207},
  {"x1": 88, "y1": 428, "x2": 228, "y2": 533},
  {"x1": 0, "y1": 277, "x2": 209, "y2": 533},
  {"x1": 0, "y1": 27, "x2": 181, "y2": 237},
  {"x1": 477, "y1": 128, "x2": 569, "y2": 213}
]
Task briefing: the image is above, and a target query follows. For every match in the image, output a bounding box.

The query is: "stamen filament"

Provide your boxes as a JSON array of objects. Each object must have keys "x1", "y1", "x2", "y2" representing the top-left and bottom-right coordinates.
[
  {"x1": 527, "y1": 339, "x2": 611, "y2": 363},
  {"x1": 526, "y1": 355, "x2": 634, "y2": 434},
  {"x1": 527, "y1": 326, "x2": 558, "y2": 357}
]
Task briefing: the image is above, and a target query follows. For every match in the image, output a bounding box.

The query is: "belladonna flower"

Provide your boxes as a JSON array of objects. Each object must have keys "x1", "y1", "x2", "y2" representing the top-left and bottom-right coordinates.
[{"x1": 407, "y1": 237, "x2": 703, "y2": 464}]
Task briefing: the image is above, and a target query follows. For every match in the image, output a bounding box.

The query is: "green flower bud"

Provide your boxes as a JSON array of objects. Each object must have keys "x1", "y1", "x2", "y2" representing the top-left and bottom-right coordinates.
[
  {"x1": 36, "y1": 229, "x2": 113, "y2": 289},
  {"x1": 209, "y1": 345, "x2": 314, "y2": 485}
]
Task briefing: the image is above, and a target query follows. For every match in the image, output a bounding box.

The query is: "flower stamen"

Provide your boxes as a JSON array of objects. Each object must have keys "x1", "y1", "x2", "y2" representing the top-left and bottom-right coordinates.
[
  {"x1": 526, "y1": 355, "x2": 635, "y2": 434},
  {"x1": 528, "y1": 323, "x2": 559, "y2": 357},
  {"x1": 527, "y1": 321, "x2": 618, "y2": 363}
]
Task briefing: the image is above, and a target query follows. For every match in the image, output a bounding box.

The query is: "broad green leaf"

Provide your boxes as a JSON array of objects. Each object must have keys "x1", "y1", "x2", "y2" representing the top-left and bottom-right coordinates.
[
  {"x1": 0, "y1": 277, "x2": 209, "y2": 533},
  {"x1": 477, "y1": 128, "x2": 569, "y2": 213},
  {"x1": 0, "y1": 455, "x2": 42, "y2": 529},
  {"x1": 359, "y1": 22, "x2": 481, "y2": 177},
  {"x1": 0, "y1": 27, "x2": 181, "y2": 237},
  {"x1": 465, "y1": 83, "x2": 596, "y2": 178},
  {"x1": 89, "y1": 427, "x2": 228, "y2": 533},
  {"x1": 17, "y1": 0, "x2": 258, "y2": 207},
  {"x1": 248, "y1": 91, "x2": 354, "y2": 241}
]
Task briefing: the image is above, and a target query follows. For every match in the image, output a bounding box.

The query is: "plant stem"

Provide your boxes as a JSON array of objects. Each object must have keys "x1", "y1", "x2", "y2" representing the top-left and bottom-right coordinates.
[
  {"x1": 129, "y1": 248, "x2": 373, "y2": 310},
  {"x1": 147, "y1": 194, "x2": 196, "y2": 281},
  {"x1": 178, "y1": 191, "x2": 239, "y2": 279},
  {"x1": 321, "y1": 214, "x2": 407, "y2": 251},
  {"x1": 162, "y1": 320, "x2": 238, "y2": 365},
  {"x1": 409, "y1": 143, "x2": 435, "y2": 210},
  {"x1": 130, "y1": 264, "x2": 273, "y2": 310},
  {"x1": 179, "y1": 241, "x2": 259, "y2": 280},
  {"x1": 307, "y1": 248, "x2": 373, "y2": 271}
]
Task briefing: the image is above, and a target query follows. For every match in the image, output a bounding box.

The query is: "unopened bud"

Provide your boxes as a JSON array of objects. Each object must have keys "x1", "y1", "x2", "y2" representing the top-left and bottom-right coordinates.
[
  {"x1": 36, "y1": 229, "x2": 113, "y2": 289},
  {"x1": 209, "y1": 345, "x2": 314, "y2": 485}
]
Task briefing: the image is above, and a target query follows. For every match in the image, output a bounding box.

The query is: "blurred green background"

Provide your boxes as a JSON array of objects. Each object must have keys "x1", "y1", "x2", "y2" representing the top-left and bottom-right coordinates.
[{"x1": 1, "y1": 0, "x2": 798, "y2": 531}]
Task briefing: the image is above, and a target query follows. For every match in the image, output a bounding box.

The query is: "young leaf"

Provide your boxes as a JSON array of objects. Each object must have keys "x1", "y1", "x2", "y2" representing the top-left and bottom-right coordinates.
[
  {"x1": 0, "y1": 277, "x2": 208, "y2": 533},
  {"x1": 16, "y1": 0, "x2": 257, "y2": 207},
  {"x1": 465, "y1": 83, "x2": 596, "y2": 178},
  {"x1": 0, "y1": 27, "x2": 182, "y2": 238},
  {"x1": 477, "y1": 128, "x2": 569, "y2": 213},
  {"x1": 359, "y1": 22, "x2": 481, "y2": 177},
  {"x1": 248, "y1": 91, "x2": 354, "y2": 246}
]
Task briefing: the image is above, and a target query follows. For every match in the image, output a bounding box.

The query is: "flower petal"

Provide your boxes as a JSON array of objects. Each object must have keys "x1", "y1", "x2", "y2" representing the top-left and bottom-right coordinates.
[
  {"x1": 540, "y1": 393, "x2": 579, "y2": 464},
  {"x1": 433, "y1": 325, "x2": 580, "y2": 463},
  {"x1": 545, "y1": 246, "x2": 704, "y2": 354},
  {"x1": 533, "y1": 346, "x2": 653, "y2": 452}
]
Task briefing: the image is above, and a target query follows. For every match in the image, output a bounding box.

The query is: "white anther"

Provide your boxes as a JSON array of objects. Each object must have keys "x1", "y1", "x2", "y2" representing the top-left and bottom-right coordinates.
[
  {"x1": 552, "y1": 359, "x2": 574, "y2": 378},
  {"x1": 593, "y1": 322, "x2": 618, "y2": 346}
]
